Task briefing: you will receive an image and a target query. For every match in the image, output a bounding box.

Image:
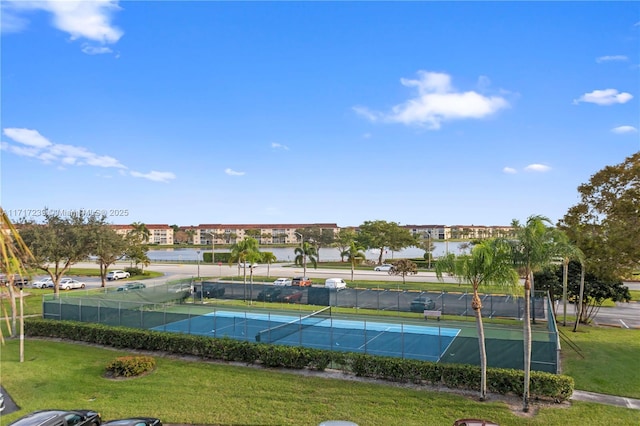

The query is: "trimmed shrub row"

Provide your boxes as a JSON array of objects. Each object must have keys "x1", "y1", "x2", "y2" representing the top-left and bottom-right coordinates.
[{"x1": 24, "y1": 318, "x2": 573, "y2": 401}]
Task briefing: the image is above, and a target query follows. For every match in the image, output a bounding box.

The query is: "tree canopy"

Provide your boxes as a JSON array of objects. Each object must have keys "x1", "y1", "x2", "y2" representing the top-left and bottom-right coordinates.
[
  {"x1": 357, "y1": 220, "x2": 417, "y2": 265},
  {"x1": 559, "y1": 152, "x2": 640, "y2": 281}
]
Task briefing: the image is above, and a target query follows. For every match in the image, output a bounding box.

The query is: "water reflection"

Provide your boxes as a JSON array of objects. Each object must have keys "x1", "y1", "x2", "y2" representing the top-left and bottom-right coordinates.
[{"x1": 147, "y1": 242, "x2": 469, "y2": 262}]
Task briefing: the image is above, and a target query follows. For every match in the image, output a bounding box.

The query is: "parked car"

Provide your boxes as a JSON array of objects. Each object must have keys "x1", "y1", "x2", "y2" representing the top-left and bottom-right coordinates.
[
  {"x1": 374, "y1": 264, "x2": 394, "y2": 272},
  {"x1": 273, "y1": 278, "x2": 292, "y2": 286},
  {"x1": 292, "y1": 276, "x2": 312, "y2": 287},
  {"x1": 325, "y1": 278, "x2": 347, "y2": 291},
  {"x1": 257, "y1": 287, "x2": 283, "y2": 302},
  {"x1": 452, "y1": 419, "x2": 499, "y2": 426},
  {"x1": 0, "y1": 274, "x2": 30, "y2": 288},
  {"x1": 107, "y1": 270, "x2": 130, "y2": 280},
  {"x1": 32, "y1": 277, "x2": 54, "y2": 289},
  {"x1": 193, "y1": 282, "x2": 225, "y2": 299},
  {"x1": 410, "y1": 296, "x2": 436, "y2": 312},
  {"x1": 59, "y1": 278, "x2": 86, "y2": 290},
  {"x1": 8, "y1": 409, "x2": 101, "y2": 426},
  {"x1": 116, "y1": 282, "x2": 146, "y2": 292},
  {"x1": 102, "y1": 418, "x2": 161, "y2": 426},
  {"x1": 281, "y1": 289, "x2": 304, "y2": 303}
]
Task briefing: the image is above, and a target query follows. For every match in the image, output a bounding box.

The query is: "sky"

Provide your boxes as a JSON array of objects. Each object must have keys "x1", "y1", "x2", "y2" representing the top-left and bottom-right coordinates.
[{"x1": 1, "y1": 1, "x2": 638, "y2": 229}]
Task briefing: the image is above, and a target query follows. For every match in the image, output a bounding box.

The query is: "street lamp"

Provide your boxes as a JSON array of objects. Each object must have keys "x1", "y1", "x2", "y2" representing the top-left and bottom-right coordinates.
[
  {"x1": 294, "y1": 232, "x2": 307, "y2": 277},
  {"x1": 196, "y1": 250, "x2": 201, "y2": 279},
  {"x1": 203, "y1": 231, "x2": 216, "y2": 275}
]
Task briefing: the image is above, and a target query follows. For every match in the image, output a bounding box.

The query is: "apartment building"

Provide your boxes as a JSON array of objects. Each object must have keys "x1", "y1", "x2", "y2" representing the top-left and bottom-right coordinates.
[
  {"x1": 196, "y1": 223, "x2": 339, "y2": 245},
  {"x1": 110, "y1": 224, "x2": 174, "y2": 245}
]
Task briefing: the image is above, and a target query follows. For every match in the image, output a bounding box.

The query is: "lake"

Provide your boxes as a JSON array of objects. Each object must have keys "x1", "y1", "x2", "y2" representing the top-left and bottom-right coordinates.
[{"x1": 147, "y1": 242, "x2": 469, "y2": 262}]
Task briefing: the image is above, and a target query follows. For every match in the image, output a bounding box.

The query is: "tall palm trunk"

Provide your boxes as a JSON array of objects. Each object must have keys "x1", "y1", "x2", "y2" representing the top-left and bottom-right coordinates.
[
  {"x1": 472, "y1": 287, "x2": 488, "y2": 400},
  {"x1": 523, "y1": 273, "x2": 532, "y2": 412}
]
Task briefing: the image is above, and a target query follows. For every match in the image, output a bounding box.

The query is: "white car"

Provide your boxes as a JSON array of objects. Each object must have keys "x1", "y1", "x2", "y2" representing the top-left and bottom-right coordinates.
[
  {"x1": 107, "y1": 270, "x2": 130, "y2": 280},
  {"x1": 374, "y1": 264, "x2": 395, "y2": 272},
  {"x1": 273, "y1": 278, "x2": 292, "y2": 286},
  {"x1": 59, "y1": 278, "x2": 86, "y2": 290},
  {"x1": 32, "y1": 277, "x2": 54, "y2": 288}
]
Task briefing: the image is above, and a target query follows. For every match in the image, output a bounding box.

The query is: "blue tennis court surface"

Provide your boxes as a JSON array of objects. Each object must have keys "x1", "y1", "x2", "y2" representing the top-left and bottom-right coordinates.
[{"x1": 152, "y1": 310, "x2": 461, "y2": 362}]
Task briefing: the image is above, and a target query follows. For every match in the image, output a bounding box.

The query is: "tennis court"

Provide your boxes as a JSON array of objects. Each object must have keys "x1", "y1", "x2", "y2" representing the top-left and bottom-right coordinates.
[{"x1": 152, "y1": 307, "x2": 461, "y2": 362}]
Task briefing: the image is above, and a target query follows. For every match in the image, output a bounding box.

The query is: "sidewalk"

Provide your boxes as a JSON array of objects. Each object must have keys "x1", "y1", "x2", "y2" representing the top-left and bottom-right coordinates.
[{"x1": 571, "y1": 390, "x2": 640, "y2": 410}]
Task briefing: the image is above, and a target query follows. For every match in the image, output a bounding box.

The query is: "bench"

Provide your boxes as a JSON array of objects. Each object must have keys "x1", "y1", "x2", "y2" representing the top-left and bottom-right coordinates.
[{"x1": 423, "y1": 310, "x2": 442, "y2": 321}]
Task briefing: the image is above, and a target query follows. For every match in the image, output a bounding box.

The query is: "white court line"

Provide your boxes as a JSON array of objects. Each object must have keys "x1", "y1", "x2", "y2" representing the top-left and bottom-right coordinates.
[{"x1": 358, "y1": 326, "x2": 393, "y2": 350}]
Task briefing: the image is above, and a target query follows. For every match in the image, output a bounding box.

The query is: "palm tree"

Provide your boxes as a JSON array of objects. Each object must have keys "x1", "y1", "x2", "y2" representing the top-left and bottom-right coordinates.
[
  {"x1": 509, "y1": 215, "x2": 563, "y2": 412},
  {"x1": 294, "y1": 242, "x2": 317, "y2": 277},
  {"x1": 261, "y1": 252, "x2": 277, "y2": 278},
  {"x1": 229, "y1": 238, "x2": 261, "y2": 301},
  {"x1": 1, "y1": 207, "x2": 35, "y2": 361},
  {"x1": 435, "y1": 238, "x2": 519, "y2": 400},
  {"x1": 130, "y1": 222, "x2": 150, "y2": 243},
  {"x1": 346, "y1": 241, "x2": 366, "y2": 282}
]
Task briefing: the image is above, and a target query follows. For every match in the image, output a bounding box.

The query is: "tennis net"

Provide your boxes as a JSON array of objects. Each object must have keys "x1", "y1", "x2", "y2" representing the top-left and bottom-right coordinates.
[{"x1": 255, "y1": 306, "x2": 332, "y2": 343}]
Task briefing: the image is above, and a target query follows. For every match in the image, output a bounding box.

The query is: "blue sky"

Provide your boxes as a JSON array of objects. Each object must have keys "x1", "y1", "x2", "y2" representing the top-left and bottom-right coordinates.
[{"x1": 1, "y1": 1, "x2": 638, "y2": 228}]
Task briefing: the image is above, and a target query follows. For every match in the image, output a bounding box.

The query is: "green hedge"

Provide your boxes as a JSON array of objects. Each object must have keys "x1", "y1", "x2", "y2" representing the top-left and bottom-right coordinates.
[{"x1": 24, "y1": 319, "x2": 573, "y2": 401}]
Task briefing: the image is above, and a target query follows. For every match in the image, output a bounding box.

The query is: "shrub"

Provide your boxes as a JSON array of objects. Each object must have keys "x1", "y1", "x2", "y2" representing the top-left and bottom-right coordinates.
[{"x1": 106, "y1": 355, "x2": 156, "y2": 378}]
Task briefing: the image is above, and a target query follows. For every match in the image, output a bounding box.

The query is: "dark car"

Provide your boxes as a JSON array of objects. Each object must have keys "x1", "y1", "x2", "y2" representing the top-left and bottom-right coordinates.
[
  {"x1": 257, "y1": 287, "x2": 283, "y2": 302},
  {"x1": 116, "y1": 282, "x2": 146, "y2": 292},
  {"x1": 0, "y1": 274, "x2": 30, "y2": 289},
  {"x1": 194, "y1": 282, "x2": 225, "y2": 299},
  {"x1": 102, "y1": 418, "x2": 161, "y2": 426},
  {"x1": 8, "y1": 409, "x2": 101, "y2": 426},
  {"x1": 410, "y1": 296, "x2": 436, "y2": 312},
  {"x1": 291, "y1": 276, "x2": 313, "y2": 287}
]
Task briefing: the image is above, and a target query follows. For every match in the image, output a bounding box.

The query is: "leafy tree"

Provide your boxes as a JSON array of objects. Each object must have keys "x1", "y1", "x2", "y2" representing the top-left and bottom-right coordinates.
[
  {"x1": 357, "y1": 220, "x2": 417, "y2": 265},
  {"x1": 294, "y1": 241, "x2": 317, "y2": 277},
  {"x1": 421, "y1": 236, "x2": 435, "y2": 269},
  {"x1": 93, "y1": 225, "x2": 128, "y2": 287},
  {"x1": 185, "y1": 229, "x2": 196, "y2": 244},
  {"x1": 559, "y1": 152, "x2": 640, "y2": 281},
  {"x1": 1, "y1": 207, "x2": 35, "y2": 344},
  {"x1": 18, "y1": 208, "x2": 107, "y2": 294},
  {"x1": 346, "y1": 241, "x2": 366, "y2": 282},
  {"x1": 245, "y1": 229, "x2": 261, "y2": 239},
  {"x1": 124, "y1": 235, "x2": 150, "y2": 272},
  {"x1": 334, "y1": 228, "x2": 357, "y2": 262},
  {"x1": 295, "y1": 227, "x2": 334, "y2": 262},
  {"x1": 390, "y1": 259, "x2": 418, "y2": 285},
  {"x1": 435, "y1": 238, "x2": 519, "y2": 401},
  {"x1": 535, "y1": 260, "x2": 631, "y2": 324}
]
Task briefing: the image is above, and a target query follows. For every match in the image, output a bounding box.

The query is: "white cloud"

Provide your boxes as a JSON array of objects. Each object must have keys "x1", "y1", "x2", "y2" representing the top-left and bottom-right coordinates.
[
  {"x1": 573, "y1": 89, "x2": 633, "y2": 105},
  {"x1": 354, "y1": 71, "x2": 510, "y2": 129},
  {"x1": 225, "y1": 168, "x2": 245, "y2": 176},
  {"x1": 3, "y1": 128, "x2": 52, "y2": 148},
  {"x1": 81, "y1": 44, "x2": 113, "y2": 55},
  {"x1": 611, "y1": 125, "x2": 638, "y2": 134},
  {"x1": 3, "y1": 0, "x2": 123, "y2": 51},
  {"x1": 596, "y1": 55, "x2": 628, "y2": 63},
  {"x1": 524, "y1": 164, "x2": 551, "y2": 172},
  {"x1": 503, "y1": 167, "x2": 517, "y2": 174},
  {"x1": 2, "y1": 127, "x2": 176, "y2": 182},
  {"x1": 271, "y1": 142, "x2": 289, "y2": 150},
  {"x1": 130, "y1": 170, "x2": 176, "y2": 183}
]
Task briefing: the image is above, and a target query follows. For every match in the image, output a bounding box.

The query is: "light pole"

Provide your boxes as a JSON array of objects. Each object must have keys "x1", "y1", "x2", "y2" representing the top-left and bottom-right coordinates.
[
  {"x1": 294, "y1": 232, "x2": 306, "y2": 277},
  {"x1": 196, "y1": 250, "x2": 201, "y2": 279},
  {"x1": 204, "y1": 231, "x2": 216, "y2": 274}
]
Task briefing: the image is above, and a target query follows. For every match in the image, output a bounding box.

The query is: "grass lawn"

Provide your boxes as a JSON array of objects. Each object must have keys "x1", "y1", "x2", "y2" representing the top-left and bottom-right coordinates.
[
  {"x1": 1, "y1": 339, "x2": 639, "y2": 426},
  {"x1": 560, "y1": 324, "x2": 640, "y2": 398}
]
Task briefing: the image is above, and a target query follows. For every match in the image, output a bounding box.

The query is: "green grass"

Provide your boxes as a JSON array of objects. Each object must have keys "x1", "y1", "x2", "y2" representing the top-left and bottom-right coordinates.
[
  {"x1": 560, "y1": 324, "x2": 640, "y2": 398},
  {"x1": 1, "y1": 339, "x2": 639, "y2": 426}
]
